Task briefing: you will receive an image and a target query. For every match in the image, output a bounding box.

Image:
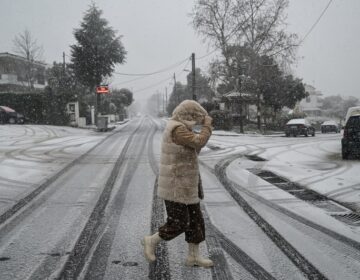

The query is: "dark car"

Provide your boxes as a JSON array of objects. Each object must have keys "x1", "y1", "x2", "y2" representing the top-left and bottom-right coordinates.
[
  {"x1": 0, "y1": 106, "x2": 25, "y2": 124},
  {"x1": 342, "y1": 114, "x2": 360, "y2": 159},
  {"x1": 321, "y1": 120, "x2": 340, "y2": 133},
  {"x1": 285, "y1": 118, "x2": 315, "y2": 137}
]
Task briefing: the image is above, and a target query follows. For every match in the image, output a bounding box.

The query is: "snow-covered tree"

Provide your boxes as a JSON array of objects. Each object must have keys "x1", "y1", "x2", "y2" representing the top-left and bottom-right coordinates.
[{"x1": 70, "y1": 4, "x2": 126, "y2": 116}]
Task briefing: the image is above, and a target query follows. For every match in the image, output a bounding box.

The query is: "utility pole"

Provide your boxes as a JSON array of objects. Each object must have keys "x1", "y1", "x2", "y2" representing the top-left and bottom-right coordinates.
[
  {"x1": 95, "y1": 45, "x2": 101, "y2": 124},
  {"x1": 173, "y1": 73, "x2": 178, "y2": 104},
  {"x1": 157, "y1": 91, "x2": 160, "y2": 115},
  {"x1": 165, "y1": 87, "x2": 168, "y2": 115},
  {"x1": 257, "y1": 92, "x2": 261, "y2": 130},
  {"x1": 191, "y1": 53, "x2": 196, "y2": 101},
  {"x1": 163, "y1": 91, "x2": 165, "y2": 114},
  {"x1": 62, "y1": 52, "x2": 66, "y2": 72},
  {"x1": 236, "y1": 76, "x2": 244, "y2": 133}
]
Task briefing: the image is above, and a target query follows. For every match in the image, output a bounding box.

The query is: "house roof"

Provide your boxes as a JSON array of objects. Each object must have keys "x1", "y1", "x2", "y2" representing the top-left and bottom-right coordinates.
[
  {"x1": 0, "y1": 52, "x2": 47, "y2": 67},
  {"x1": 301, "y1": 107, "x2": 322, "y2": 112},
  {"x1": 225, "y1": 91, "x2": 254, "y2": 98}
]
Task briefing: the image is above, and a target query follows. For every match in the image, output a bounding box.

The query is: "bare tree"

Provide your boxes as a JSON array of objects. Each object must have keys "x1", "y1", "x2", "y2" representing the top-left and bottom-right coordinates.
[
  {"x1": 192, "y1": 0, "x2": 298, "y2": 65},
  {"x1": 192, "y1": 0, "x2": 299, "y2": 130},
  {"x1": 13, "y1": 29, "x2": 44, "y2": 90}
]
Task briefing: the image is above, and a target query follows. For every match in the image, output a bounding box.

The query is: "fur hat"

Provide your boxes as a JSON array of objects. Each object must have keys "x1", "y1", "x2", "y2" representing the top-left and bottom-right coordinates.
[{"x1": 171, "y1": 100, "x2": 208, "y2": 129}]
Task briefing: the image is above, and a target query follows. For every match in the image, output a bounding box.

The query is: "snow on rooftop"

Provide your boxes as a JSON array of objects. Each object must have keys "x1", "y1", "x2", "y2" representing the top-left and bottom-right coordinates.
[
  {"x1": 286, "y1": 118, "x2": 306, "y2": 125},
  {"x1": 321, "y1": 120, "x2": 338, "y2": 126}
]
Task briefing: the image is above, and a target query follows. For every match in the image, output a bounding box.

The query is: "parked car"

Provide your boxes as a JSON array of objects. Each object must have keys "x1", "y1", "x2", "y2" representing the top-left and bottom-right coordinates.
[
  {"x1": 321, "y1": 120, "x2": 340, "y2": 133},
  {"x1": 342, "y1": 113, "x2": 360, "y2": 159},
  {"x1": 285, "y1": 118, "x2": 315, "y2": 137},
  {"x1": 0, "y1": 106, "x2": 25, "y2": 124},
  {"x1": 345, "y1": 106, "x2": 360, "y2": 124}
]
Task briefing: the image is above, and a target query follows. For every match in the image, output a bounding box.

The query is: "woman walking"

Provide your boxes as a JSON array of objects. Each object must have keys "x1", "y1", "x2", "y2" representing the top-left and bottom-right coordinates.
[{"x1": 142, "y1": 100, "x2": 214, "y2": 267}]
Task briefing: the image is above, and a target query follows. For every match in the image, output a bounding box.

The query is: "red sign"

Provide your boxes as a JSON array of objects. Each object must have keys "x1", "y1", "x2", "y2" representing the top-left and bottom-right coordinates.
[{"x1": 96, "y1": 86, "x2": 109, "y2": 94}]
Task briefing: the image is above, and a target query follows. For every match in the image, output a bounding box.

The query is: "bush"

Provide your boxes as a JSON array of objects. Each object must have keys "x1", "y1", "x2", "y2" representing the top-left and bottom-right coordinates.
[
  {"x1": 0, "y1": 91, "x2": 70, "y2": 125},
  {"x1": 210, "y1": 110, "x2": 233, "y2": 130},
  {"x1": 0, "y1": 92, "x2": 46, "y2": 123}
]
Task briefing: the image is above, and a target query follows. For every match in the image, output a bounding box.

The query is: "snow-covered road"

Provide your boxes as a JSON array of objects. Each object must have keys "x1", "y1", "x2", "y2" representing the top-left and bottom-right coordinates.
[{"x1": 0, "y1": 119, "x2": 359, "y2": 279}]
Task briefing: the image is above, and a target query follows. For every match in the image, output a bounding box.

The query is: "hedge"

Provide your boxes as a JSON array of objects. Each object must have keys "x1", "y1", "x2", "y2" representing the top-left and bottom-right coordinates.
[{"x1": 0, "y1": 92, "x2": 47, "y2": 124}]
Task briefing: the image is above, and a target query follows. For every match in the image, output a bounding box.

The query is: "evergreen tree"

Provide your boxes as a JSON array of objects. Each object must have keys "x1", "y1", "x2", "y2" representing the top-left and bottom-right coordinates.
[
  {"x1": 185, "y1": 68, "x2": 215, "y2": 102},
  {"x1": 70, "y1": 4, "x2": 126, "y2": 116},
  {"x1": 166, "y1": 82, "x2": 189, "y2": 115}
]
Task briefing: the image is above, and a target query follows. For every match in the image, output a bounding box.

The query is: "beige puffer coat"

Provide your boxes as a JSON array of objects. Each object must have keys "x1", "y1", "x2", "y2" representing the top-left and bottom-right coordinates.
[{"x1": 157, "y1": 100, "x2": 212, "y2": 205}]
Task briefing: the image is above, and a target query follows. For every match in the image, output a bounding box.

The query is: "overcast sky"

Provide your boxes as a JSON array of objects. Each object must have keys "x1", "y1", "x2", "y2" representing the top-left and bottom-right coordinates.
[{"x1": 1, "y1": 0, "x2": 359, "y2": 103}]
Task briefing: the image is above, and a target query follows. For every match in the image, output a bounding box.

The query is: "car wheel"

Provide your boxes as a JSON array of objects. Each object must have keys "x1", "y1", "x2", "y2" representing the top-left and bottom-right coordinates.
[
  {"x1": 285, "y1": 133, "x2": 290, "y2": 137},
  {"x1": 8, "y1": 117, "x2": 16, "y2": 124},
  {"x1": 342, "y1": 150, "x2": 349, "y2": 160},
  {"x1": 305, "y1": 130, "x2": 308, "y2": 137}
]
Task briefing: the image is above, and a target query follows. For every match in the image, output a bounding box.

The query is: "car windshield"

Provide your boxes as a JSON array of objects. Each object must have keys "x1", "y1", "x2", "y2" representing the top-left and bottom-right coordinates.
[{"x1": 347, "y1": 116, "x2": 360, "y2": 128}]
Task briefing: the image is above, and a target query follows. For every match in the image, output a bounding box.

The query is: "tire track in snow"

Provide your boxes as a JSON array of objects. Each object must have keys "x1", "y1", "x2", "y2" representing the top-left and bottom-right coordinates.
[
  {"x1": 0, "y1": 123, "x2": 130, "y2": 227},
  {"x1": 57, "y1": 119, "x2": 144, "y2": 279},
  {"x1": 202, "y1": 210, "x2": 275, "y2": 280},
  {"x1": 214, "y1": 157, "x2": 328, "y2": 280},
  {"x1": 147, "y1": 118, "x2": 171, "y2": 280},
  {"x1": 79, "y1": 119, "x2": 152, "y2": 280}
]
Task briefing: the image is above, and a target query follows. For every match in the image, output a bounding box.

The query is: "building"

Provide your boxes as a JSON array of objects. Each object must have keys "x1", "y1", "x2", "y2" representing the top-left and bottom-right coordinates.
[
  {"x1": 298, "y1": 84, "x2": 323, "y2": 116},
  {"x1": 0, "y1": 52, "x2": 47, "y2": 92},
  {"x1": 219, "y1": 90, "x2": 257, "y2": 121}
]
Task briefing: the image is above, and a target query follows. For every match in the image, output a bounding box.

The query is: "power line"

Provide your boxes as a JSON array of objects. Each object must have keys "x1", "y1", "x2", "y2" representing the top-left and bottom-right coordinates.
[
  {"x1": 134, "y1": 76, "x2": 174, "y2": 93},
  {"x1": 113, "y1": 56, "x2": 190, "y2": 76},
  {"x1": 110, "y1": 75, "x2": 149, "y2": 87},
  {"x1": 134, "y1": 57, "x2": 192, "y2": 94},
  {"x1": 269, "y1": 0, "x2": 334, "y2": 57},
  {"x1": 65, "y1": 52, "x2": 191, "y2": 78},
  {"x1": 299, "y1": 0, "x2": 334, "y2": 44},
  {"x1": 196, "y1": 48, "x2": 218, "y2": 60},
  {"x1": 112, "y1": 57, "x2": 191, "y2": 88}
]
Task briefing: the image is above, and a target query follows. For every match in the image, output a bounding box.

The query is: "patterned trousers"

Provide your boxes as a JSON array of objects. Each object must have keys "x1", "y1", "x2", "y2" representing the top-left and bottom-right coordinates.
[{"x1": 158, "y1": 200, "x2": 205, "y2": 244}]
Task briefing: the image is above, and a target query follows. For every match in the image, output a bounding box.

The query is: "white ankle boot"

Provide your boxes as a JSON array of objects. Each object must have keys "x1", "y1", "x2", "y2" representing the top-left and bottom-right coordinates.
[
  {"x1": 142, "y1": 232, "x2": 162, "y2": 262},
  {"x1": 185, "y1": 243, "x2": 214, "y2": 268}
]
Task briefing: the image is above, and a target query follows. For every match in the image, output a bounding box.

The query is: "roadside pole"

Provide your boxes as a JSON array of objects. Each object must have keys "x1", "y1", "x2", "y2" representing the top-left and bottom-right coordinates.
[
  {"x1": 191, "y1": 53, "x2": 196, "y2": 101},
  {"x1": 95, "y1": 86, "x2": 109, "y2": 125},
  {"x1": 165, "y1": 87, "x2": 168, "y2": 115}
]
